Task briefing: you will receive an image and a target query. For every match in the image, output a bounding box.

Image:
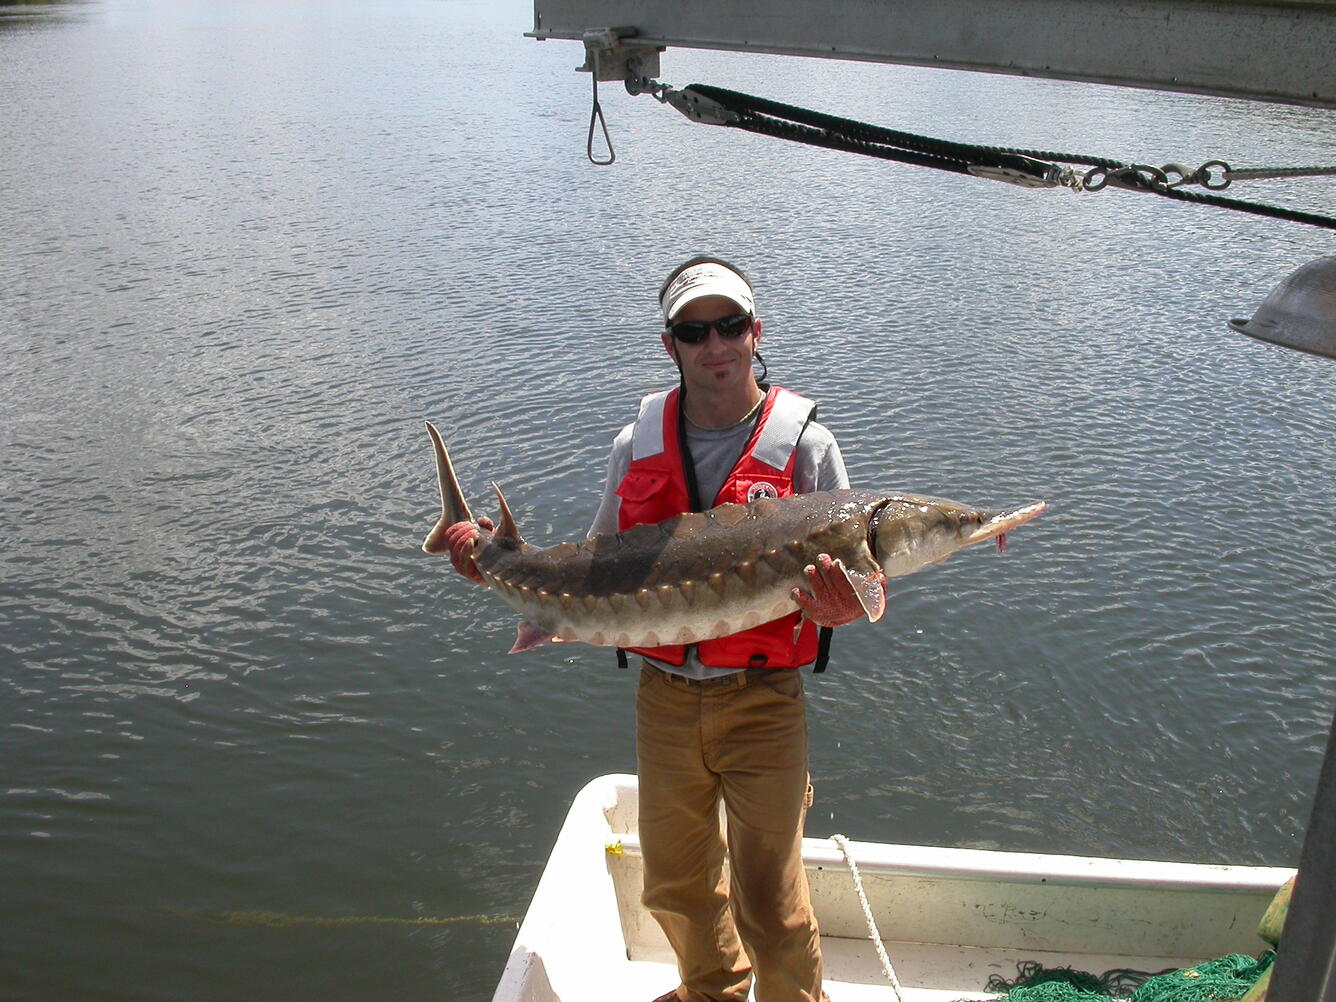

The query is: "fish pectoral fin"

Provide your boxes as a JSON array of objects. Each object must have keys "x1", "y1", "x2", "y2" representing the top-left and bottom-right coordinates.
[
  {"x1": 508, "y1": 620, "x2": 555, "y2": 654},
  {"x1": 838, "y1": 561, "x2": 888, "y2": 623}
]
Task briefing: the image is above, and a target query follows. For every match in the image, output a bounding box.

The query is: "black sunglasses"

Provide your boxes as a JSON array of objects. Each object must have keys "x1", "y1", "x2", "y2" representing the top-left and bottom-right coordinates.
[{"x1": 667, "y1": 313, "x2": 754, "y2": 344}]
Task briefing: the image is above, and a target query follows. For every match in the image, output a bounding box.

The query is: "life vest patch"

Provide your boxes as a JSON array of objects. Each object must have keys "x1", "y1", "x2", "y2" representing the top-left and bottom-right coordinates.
[{"x1": 747, "y1": 481, "x2": 780, "y2": 502}]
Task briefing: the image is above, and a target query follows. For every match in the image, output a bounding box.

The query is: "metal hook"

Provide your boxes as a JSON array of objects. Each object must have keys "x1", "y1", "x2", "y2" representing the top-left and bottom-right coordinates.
[
  {"x1": 1160, "y1": 162, "x2": 1195, "y2": 189},
  {"x1": 1112, "y1": 164, "x2": 1169, "y2": 192},
  {"x1": 1082, "y1": 164, "x2": 1169, "y2": 193},
  {"x1": 586, "y1": 49, "x2": 615, "y2": 166}
]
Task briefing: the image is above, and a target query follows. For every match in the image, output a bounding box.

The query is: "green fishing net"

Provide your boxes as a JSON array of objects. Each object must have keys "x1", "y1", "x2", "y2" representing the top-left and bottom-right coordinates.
[{"x1": 962, "y1": 951, "x2": 1274, "y2": 1002}]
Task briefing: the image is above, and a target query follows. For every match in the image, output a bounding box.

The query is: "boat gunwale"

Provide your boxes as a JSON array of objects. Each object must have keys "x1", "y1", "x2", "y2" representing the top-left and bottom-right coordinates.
[{"x1": 609, "y1": 830, "x2": 1296, "y2": 895}]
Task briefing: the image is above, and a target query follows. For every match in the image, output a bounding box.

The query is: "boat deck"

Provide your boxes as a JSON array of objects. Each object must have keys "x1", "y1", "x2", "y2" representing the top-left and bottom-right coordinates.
[{"x1": 612, "y1": 936, "x2": 1219, "y2": 1000}]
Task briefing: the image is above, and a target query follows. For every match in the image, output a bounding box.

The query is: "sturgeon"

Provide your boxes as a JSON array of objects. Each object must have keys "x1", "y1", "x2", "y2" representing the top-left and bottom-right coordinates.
[{"x1": 421, "y1": 422, "x2": 1044, "y2": 654}]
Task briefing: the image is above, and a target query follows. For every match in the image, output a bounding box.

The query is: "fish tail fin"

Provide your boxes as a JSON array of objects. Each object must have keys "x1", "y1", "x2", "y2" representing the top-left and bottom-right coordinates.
[
  {"x1": 423, "y1": 421, "x2": 475, "y2": 554},
  {"x1": 491, "y1": 482, "x2": 523, "y2": 544}
]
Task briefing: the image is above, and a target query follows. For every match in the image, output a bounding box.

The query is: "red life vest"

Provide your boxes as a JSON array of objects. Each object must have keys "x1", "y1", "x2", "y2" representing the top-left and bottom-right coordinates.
[{"x1": 615, "y1": 385, "x2": 820, "y2": 669}]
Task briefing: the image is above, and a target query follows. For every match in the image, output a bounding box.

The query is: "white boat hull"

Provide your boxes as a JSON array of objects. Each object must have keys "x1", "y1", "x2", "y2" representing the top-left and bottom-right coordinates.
[{"x1": 493, "y1": 775, "x2": 1291, "y2": 1001}]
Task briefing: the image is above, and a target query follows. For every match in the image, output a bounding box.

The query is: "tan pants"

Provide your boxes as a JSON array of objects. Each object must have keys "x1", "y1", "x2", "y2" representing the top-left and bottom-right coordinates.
[{"x1": 636, "y1": 663, "x2": 824, "y2": 1002}]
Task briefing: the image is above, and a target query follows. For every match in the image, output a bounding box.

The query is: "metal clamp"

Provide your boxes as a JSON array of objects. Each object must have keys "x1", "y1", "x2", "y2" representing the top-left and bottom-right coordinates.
[
  {"x1": 576, "y1": 28, "x2": 667, "y2": 164},
  {"x1": 665, "y1": 87, "x2": 739, "y2": 126},
  {"x1": 966, "y1": 164, "x2": 1064, "y2": 189},
  {"x1": 577, "y1": 27, "x2": 661, "y2": 82}
]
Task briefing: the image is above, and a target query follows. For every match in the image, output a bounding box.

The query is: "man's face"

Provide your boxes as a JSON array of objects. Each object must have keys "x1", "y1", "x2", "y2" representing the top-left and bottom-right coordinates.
[{"x1": 661, "y1": 295, "x2": 763, "y2": 397}]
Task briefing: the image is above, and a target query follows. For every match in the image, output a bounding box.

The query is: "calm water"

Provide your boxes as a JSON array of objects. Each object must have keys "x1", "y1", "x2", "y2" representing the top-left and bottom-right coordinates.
[{"x1": 2, "y1": 1, "x2": 1334, "y2": 999}]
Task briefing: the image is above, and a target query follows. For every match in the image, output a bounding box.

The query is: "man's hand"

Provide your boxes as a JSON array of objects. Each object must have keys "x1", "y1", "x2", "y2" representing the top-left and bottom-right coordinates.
[
  {"x1": 791, "y1": 553, "x2": 883, "y2": 627},
  {"x1": 443, "y1": 517, "x2": 494, "y2": 584}
]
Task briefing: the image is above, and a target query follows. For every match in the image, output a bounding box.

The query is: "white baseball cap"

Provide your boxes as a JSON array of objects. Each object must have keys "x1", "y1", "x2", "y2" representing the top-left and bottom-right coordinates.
[{"x1": 660, "y1": 262, "x2": 755, "y2": 322}]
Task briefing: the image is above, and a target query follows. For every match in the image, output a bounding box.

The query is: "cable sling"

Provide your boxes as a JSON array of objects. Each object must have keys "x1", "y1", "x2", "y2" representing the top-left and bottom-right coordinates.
[{"x1": 632, "y1": 79, "x2": 1336, "y2": 231}]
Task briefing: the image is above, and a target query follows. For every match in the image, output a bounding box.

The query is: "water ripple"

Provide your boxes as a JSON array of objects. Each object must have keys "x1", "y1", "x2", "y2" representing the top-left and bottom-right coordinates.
[{"x1": 2, "y1": 2, "x2": 1334, "y2": 1000}]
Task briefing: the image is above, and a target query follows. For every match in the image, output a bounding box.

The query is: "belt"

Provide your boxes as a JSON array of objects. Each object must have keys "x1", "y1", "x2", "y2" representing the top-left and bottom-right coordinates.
[{"x1": 645, "y1": 661, "x2": 777, "y2": 689}]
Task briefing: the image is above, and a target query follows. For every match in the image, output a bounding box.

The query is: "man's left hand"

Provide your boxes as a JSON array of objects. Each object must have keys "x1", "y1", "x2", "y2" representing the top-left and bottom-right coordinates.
[{"x1": 791, "y1": 553, "x2": 883, "y2": 627}]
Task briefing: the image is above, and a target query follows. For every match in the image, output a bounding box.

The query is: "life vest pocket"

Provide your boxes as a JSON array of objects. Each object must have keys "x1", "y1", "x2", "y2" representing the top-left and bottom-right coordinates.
[
  {"x1": 615, "y1": 469, "x2": 671, "y2": 504},
  {"x1": 616, "y1": 469, "x2": 683, "y2": 526}
]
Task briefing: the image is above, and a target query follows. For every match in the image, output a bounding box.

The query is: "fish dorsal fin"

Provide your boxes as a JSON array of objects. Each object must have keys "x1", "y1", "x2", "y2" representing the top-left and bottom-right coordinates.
[
  {"x1": 836, "y1": 559, "x2": 887, "y2": 623},
  {"x1": 491, "y1": 483, "x2": 523, "y2": 543}
]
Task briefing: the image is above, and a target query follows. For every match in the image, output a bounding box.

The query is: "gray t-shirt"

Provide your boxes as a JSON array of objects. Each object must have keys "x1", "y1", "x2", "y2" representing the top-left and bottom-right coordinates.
[{"x1": 587, "y1": 398, "x2": 849, "y2": 679}]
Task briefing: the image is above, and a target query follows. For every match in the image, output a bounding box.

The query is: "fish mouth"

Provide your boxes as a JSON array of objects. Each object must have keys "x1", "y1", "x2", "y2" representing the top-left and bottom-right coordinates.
[{"x1": 963, "y1": 501, "x2": 1047, "y2": 550}]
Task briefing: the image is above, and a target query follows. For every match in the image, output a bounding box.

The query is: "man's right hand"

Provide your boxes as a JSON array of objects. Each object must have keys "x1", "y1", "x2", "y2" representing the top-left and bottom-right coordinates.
[{"x1": 443, "y1": 517, "x2": 494, "y2": 584}]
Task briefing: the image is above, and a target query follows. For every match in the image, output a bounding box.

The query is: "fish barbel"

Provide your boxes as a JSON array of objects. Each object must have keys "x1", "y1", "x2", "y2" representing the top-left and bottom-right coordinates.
[{"x1": 421, "y1": 422, "x2": 1045, "y2": 654}]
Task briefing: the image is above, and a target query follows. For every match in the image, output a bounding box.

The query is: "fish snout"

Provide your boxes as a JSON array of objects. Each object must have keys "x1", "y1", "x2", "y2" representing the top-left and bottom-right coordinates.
[{"x1": 962, "y1": 501, "x2": 1047, "y2": 550}]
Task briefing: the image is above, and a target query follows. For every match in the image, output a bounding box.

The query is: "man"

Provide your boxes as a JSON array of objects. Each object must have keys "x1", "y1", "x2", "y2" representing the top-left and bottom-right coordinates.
[{"x1": 443, "y1": 258, "x2": 877, "y2": 1002}]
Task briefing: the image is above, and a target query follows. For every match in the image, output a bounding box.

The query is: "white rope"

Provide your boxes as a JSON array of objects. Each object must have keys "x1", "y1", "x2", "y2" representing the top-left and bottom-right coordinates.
[{"x1": 829, "y1": 834, "x2": 907, "y2": 1002}]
